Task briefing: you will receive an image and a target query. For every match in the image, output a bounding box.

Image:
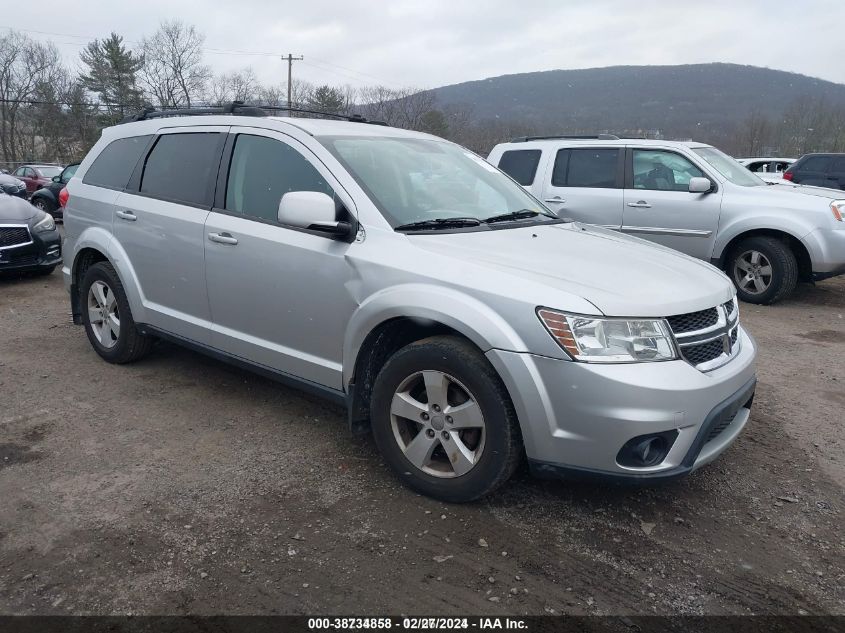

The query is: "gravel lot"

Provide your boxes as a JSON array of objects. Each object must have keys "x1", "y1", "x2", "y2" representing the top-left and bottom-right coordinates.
[{"x1": 0, "y1": 265, "x2": 843, "y2": 616}]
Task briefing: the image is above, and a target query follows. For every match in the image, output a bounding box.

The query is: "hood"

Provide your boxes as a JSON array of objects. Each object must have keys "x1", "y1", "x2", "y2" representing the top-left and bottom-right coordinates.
[
  {"x1": 409, "y1": 222, "x2": 734, "y2": 316},
  {"x1": 0, "y1": 195, "x2": 38, "y2": 222},
  {"x1": 0, "y1": 173, "x2": 23, "y2": 187},
  {"x1": 756, "y1": 182, "x2": 844, "y2": 201}
]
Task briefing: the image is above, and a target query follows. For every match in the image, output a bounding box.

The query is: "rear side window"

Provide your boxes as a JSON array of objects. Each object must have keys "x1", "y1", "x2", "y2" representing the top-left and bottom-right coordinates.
[
  {"x1": 799, "y1": 156, "x2": 832, "y2": 172},
  {"x1": 552, "y1": 148, "x2": 619, "y2": 188},
  {"x1": 225, "y1": 134, "x2": 334, "y2": 223},
  {"x1": 831, "y1": 157, "x2": 845, "y2": 172},
  {"x1": 83, "y1": 135, "x2": 152, "y2": 189},
  {"x1": 497, "y1": 149, "x2": 542, "y2": 186},
  {"x1": 140, "y1": 133, "x2": 222, "y2": 206}
]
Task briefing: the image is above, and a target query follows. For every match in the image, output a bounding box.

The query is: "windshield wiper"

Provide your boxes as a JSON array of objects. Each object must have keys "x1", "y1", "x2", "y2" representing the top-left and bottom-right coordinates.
[
  {"x1": 483, "y1": 209, "x2": 542, "y2": 224},
  {"x1": 395, "y1": 217, "x2": 482, "y2": 231}
]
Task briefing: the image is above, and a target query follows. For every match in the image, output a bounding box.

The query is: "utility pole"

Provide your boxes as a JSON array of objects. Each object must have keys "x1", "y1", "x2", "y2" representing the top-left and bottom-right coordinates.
[{"x1": 282, "y1": 54, "x2": 304, "y2": 115}]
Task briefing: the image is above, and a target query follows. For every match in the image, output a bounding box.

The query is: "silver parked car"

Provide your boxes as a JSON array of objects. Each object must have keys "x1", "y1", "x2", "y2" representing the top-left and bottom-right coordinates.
[
  {"x1": 63, "y1": 107, "x2": 757, "y2": 502},
  {"x1": 489, "y1": 137, "x2": 845, "y2": 304}
]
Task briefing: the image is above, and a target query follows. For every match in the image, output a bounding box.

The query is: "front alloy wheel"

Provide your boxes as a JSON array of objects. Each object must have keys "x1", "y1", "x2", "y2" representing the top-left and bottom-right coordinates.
[
  {"x1": 390, "y1": 370, "x2": 486, "y2": 478},
  {"x1": 370, "y1": 336, "x2": 523, "y2": 502}
]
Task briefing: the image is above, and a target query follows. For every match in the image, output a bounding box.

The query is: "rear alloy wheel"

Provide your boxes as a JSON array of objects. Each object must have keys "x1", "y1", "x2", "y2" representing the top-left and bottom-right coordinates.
[
  {"x1": 371, "y1": 336, "x2": 522, "y2": 502},
  {"x1": 728, "y1": 236, "x2": 798, "y2": 305},
  {"x1": 81, "y1": 261, "x2": 153, "y2": 363},
  {"x1": 32, "y1": 198, "x2": 55, "y2": 215}
]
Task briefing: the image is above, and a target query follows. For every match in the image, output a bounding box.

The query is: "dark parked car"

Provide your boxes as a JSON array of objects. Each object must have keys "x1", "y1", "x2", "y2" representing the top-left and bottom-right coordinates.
[
  {"x1": 783, "y1": 154, "x2": 845, "y2": 190},
  {"x1": 0, "y1": 173, "x2": 28, "y2": 199},
  {"x1": 11, "y1": 164, "x2": 64, "y2": 195},
  {"x1": 31, "y1": 163, "x2": 79, "y2": 218},
  {"x1": 0, "y1": 194, "x2": 61, "y2": 276}
]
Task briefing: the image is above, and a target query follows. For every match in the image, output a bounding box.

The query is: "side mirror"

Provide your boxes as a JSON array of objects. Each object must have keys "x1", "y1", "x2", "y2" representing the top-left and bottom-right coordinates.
[
  {"x1": 52, "y1": 175, "x2": 61, "y2": 183},
  {"x1": 277, "y1": 191, "x2": 354, "y2": 240},
  {"x1": 688, "y1": 177, "x2": 712, "y2": 193}
]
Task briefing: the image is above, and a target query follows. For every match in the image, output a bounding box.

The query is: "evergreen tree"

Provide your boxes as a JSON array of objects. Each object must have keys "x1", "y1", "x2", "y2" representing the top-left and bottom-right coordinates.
[{"x1": 80, "y1": 33, "x2": 144, "y2": 122}]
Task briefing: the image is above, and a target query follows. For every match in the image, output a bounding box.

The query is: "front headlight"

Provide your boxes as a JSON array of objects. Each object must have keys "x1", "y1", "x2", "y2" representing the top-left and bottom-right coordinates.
[
  {"x1": 831, "y1": 200, "x2": 845, "y2": 222},
  {"x1": 538, "y1": 308, "x2": 678, "y2": 363},
  {"x1": 32, "y1": 211, "x2": 55, "y2": 233}
]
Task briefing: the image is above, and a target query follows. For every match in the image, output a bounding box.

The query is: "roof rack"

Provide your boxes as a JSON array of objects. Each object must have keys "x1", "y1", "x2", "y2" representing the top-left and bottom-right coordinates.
[
  {"x1": 118, "y1": 101, "x2": 387, "y2": 126},
  {"x1": 509, "y1": 134, "x2": 620, "y2": 142}
]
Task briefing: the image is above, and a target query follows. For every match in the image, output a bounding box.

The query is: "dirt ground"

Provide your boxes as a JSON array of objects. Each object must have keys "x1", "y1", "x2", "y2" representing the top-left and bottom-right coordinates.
[{"x1": 0, "y1": 265, "x2": 843, "y2": 616}]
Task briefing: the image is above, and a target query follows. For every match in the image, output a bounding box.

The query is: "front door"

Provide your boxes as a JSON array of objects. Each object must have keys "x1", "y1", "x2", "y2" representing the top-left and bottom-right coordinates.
[
  {"x1": 540, "y1": 147, "x2": 624, "y2": 228},
  {"x1": 204, "y1": 128, "x2": 358, "y2": 390},
  {"x1": 621, "y1": 148, "x2": 723, "y2": 260}
]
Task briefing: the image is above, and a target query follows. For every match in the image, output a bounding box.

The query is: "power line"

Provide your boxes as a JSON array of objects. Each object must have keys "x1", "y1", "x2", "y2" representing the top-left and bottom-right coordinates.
[{"x1": 4, "y1": 26, "x2": 400, "y2": 86}]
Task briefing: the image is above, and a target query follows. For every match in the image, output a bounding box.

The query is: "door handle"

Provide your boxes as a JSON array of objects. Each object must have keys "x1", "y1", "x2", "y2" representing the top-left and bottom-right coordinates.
[
  {"x1": 116, "y1": 210, "x2": 137, "y2": 221},
  {"x1": 626, "y1": 201, "x2": 652, "y2": 208},
  {"x1": 208, "y1": 232, "x2": 238, "y2": 245},
  {"x1": 544, "y1": 197, "x2": 566, "y2": 204}
]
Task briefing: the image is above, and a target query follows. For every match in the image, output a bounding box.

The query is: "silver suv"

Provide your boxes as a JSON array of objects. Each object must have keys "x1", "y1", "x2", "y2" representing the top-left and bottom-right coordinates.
[
  {"x1": 63, "y1": 107, "x2": 757, "y2": 502},
  {"x1": 489, "y1": 137, "x2": 845, "y2": 304}
]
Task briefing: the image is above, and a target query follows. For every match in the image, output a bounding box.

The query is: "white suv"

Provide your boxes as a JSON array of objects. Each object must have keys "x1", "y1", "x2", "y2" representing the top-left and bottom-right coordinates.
[{"x1": 489, "y1": 136, "x2": 845, "y2": 304}]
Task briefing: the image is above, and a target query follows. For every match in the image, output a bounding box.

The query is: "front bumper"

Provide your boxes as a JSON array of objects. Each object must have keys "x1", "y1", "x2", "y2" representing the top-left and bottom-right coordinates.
[
  {"x1": 486, "y1": 327, "x2": 757, "y2": 480},
  {"x1": 802, "y1": 228, "x2": 845, "y2": 276},
  {"x1": 0, "y1": 227, "x2": 62, "y2": 273}
]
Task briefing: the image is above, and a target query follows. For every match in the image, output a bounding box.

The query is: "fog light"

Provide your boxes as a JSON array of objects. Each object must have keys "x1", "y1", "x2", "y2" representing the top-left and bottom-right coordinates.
[{"x1": 617, "y1": 430, "x2": 678, "y2": 468}]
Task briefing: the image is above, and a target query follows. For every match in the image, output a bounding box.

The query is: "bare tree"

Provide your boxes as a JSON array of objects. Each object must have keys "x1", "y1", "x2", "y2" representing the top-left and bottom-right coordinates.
[
  {"x1": 738, "y1": 109, "x2": 771, "y2": 156},
  {"x1": 207, "y1": 68, "x2": 260, "y2": 105},
  {"x1": 141, "y1": 20, "x2": 210, "y2": 108},
  {"x1": 0, "y1": 30, "x2": 63, "y2": 164}
]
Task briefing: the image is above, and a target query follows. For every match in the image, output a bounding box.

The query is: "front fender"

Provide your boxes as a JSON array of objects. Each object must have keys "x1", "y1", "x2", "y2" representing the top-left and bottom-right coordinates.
[
  {"x1": 343, "y1": 283, "x2": 528, "y2": 387},
  {"x1": 712, "y1": 214, "x2": 812, "y2": 262}
]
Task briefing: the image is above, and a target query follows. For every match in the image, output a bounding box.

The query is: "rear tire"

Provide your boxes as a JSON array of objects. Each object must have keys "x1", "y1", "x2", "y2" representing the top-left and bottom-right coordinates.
[
  {"x1": 31, "y1": 197, "x2": 56, "y2": 216},
  {"x1": 728, "y1": 236, "x2": 798, "y2": 305},
  {"x1": 80, "y1": 261, "x2": 153, "y2": 364},
  {"x1": 370, "y1": 336, "x2": 523, "y2": 503}
]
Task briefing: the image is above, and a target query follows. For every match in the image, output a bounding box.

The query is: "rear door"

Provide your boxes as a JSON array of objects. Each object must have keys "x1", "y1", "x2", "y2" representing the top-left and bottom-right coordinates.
[
  {"x1": 113, "y1": 127, "x2": 227, "y2": 343},
  {"x1": 792, "y1": 155, "x2": 833, "y2": 186},
  {"x1": 621, "y1": 147, "x2": 722, "y2": 260},
  {"x1": 203, "y1": 127, "x2": 358, "y2": 389},
  {"x1": 539, "y1": 147, "x2": 624, "y2": 228},
  {"x1": 829, "y1": 156, "x2": 845, "y2": 191}
]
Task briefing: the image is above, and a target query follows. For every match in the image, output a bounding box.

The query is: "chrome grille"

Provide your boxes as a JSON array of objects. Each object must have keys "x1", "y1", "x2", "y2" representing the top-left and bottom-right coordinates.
[
  {"x1": 0, "y1": 226, "x2": 31, "y2": 249},
  {"x1": 666, "y1": 308, "x2": 718, "y2": 334},
  {"x1": 666, "y1": 299, "x2": 740, "y2": 371}
]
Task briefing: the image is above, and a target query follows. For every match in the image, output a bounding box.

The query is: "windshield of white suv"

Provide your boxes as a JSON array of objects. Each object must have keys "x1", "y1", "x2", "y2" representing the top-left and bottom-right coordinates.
[
  {"x1": 692, "y1": 147, "x2": 765, "y2": 187},
  {"x1": 318, "y1": 135, "x2": 556, "y2": 230}
]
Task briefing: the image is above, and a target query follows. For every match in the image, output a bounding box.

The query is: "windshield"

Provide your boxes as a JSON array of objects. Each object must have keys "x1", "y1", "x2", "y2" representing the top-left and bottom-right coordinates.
[
  {"x1": 692, "y1": 147, "x2": 765, "y2": 187},
  {"x1": 318, "y1": 135, "x2": 555, "y2": 229}
]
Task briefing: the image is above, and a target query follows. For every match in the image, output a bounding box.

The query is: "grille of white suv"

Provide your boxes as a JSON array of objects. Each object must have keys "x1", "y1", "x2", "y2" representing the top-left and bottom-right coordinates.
[{"x1": 666, "y1": 300, "x2": 740, "y2": 371}]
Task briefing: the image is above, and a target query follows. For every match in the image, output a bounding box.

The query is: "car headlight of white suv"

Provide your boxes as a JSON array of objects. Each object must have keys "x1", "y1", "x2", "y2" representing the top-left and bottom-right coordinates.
[{"x1": 538, "y1": 308, "x2": 678, "y2": 363}]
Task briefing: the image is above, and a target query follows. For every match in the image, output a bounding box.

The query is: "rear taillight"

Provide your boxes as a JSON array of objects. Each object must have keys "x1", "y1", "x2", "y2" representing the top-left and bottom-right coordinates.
[
  {"x1": 782, "y1": 171, "x2": 794, "y2": 181},
  {"x1": 58, "y1": 187, "x2": 69, "y2": 207}
]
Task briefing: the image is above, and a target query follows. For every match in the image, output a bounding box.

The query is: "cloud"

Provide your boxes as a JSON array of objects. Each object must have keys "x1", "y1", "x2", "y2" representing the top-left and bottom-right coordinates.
[{"x1": 13, "y1": 0, "x2": 845, "y2": 90}]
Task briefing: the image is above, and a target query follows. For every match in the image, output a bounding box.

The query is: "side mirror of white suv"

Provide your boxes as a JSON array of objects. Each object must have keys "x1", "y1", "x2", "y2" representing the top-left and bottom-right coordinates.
[
  {"x1": 688, "y1": 177, "x2": 712, "y2": 193},
  {"x1": 278, "y1": 191, "x2": 355, "y2": 240}
]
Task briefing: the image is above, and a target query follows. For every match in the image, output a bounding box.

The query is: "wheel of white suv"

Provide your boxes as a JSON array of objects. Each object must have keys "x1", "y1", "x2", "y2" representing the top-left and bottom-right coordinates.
[
  {"x1": 81, "y1": 261, "x2": 153, "y2": 364},
  {"x1": 728, "y1": 236, "x2": 798, "y2": 305},
  {"x1": 370, "y1": 336, "x2": 523, "y2": 503}
]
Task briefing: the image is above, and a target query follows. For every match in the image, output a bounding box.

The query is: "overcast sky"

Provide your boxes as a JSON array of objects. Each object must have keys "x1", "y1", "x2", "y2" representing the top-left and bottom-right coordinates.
[{"x1": 8, "y1": 0, "x2": 845, "y2": 90}]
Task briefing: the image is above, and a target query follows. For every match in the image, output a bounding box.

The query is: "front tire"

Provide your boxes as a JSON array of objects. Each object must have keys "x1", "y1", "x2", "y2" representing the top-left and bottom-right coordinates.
[
  {"x1": 80, "y1": 261, "x2": 153, "y2": 364},
  {"x1": 728, "y1": 236, "x2": 798, "y2": 305},
  {"x1": 370, "y1": 336, "x2": 523, "y2": 503}
]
